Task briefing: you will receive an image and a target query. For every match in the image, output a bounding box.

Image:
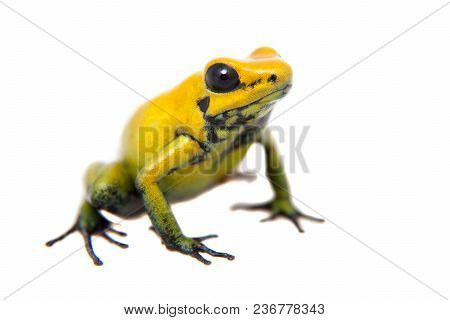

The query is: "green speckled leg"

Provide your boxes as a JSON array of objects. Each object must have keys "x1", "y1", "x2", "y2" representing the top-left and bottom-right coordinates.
[
  {"x1": 138, "y1": 183, "x2": 234, "y2": 265},
  {"x1": 46, "y1": 162, "x2": 138, "y2": 266},
  {"x1": 232, "y1": 129, "x2": 324, "y2": 232}
]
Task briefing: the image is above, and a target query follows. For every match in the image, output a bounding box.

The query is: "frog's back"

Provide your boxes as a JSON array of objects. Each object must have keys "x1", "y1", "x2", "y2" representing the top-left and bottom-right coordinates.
[
  {"x1": 120, "y1": 95, "x2": 175, "y2": 177},
  {"x1": 120, "y1": 73, "x2": 206, "y2": 178}
]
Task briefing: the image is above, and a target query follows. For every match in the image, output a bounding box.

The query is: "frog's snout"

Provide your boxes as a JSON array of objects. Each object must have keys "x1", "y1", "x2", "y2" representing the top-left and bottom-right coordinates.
[{"x1": 248, "y1": 47, "x2": 293, "y2": 89}]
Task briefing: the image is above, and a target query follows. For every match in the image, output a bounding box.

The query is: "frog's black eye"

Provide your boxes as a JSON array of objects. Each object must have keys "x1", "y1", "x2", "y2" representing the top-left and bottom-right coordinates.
[{"x1": 205, "y1": 63, "x2": 240, "y2": 93}]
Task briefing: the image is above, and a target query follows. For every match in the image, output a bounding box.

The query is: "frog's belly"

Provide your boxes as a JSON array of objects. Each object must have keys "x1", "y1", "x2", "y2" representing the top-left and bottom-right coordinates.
[{"x1": 159, "y1": 142, "x2": 253, "y2": 203}]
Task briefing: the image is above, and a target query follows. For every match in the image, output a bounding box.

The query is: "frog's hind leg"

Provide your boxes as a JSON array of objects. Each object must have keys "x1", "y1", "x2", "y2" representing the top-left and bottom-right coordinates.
[
  {"x1": 46, "y1": 162, "x2": 140, "y2": 265},
  {"x1": 231, "y1": 129, "x2": 324, "y2": 233}
]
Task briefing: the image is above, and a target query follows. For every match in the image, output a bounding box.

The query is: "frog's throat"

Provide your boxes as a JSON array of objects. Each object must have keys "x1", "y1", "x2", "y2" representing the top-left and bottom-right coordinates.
[{"x1": 204, "y1": 84, "x2": 291, "y2": 129}]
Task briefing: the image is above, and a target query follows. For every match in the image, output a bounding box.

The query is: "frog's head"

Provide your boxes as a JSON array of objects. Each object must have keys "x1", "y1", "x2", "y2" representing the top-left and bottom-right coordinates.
[{"x1": 197, "y1": 47, "x2": 292, "y2": 129}]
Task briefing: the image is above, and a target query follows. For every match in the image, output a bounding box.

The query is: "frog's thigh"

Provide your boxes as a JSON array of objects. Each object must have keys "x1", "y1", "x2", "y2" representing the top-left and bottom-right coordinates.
[{"x1": 85, "y1": 161, "x2": 140, "y2": 215}]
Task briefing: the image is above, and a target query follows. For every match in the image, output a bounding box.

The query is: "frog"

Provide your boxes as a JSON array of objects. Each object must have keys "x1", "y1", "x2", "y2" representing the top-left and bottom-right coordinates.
[{"x1": 46, "y1": 47, "x2": 324, "y2": 266}]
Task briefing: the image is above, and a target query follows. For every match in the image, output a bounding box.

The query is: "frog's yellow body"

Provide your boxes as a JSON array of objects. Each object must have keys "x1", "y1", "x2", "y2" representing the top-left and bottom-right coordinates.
[{"x1": 47, "y1": 47, "x2": 323, "y2": 265}]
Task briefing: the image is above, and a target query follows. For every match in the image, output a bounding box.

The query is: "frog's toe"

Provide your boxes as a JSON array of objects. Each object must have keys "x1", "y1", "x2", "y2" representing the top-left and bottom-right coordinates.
[
  {"x1": 107, "y1": 227, "x2": 127, "y2": 237},
  {"x1": 167, "y1": 235, "x2": 234, "y2": 265},
  {"x1": 83, "y1": 228, "x2": 128, "y2": 266},
  {"x1": 293, "y1": 211, "x2": 325, "y2": 223},
  {"x1": 46, "y1": 201, "x2": 129, "y2": 266},
  {"x1": 232, "y1": 199, "x2": 324, "y2": 233},
  {"x1": 45, "y1": 226, "x2": 77, "y2": 247},
  {"x1": 191, "y1": 252, "x2": 212, "y2": 265},
  {"x1": 46, "y1": 226, "x2": 104, "y2": 266},
  {"x1": 272, "y1": 210, "x2": 324, "y2": 233},
  {"x1": 192, "y1": 234, "x2": 218, "y2": 242},
  {"x1": 197, "y1": 243, "x2": 235, "y2": 261},
  {"x1": 286, "y1": 215, "x2": 305, "y2": 233},
  {"x1": 262, "y1": 212, "x2": 306, "y2": 233},
  {"x1": 81, "y1": 231, "x2": 103, "y2": 266},
  {"x1": 231, "y1": 201, "x2": 271, "y2": 211},
  {"x1": 100, "y1": 232, "x2": 129, "y2": 249},
  {"x1": 191, "y1": 244, "x2": 235, "y2": 265},
  {"x1": 46, "y1": 224, "x2": 128, "y2": 266}
]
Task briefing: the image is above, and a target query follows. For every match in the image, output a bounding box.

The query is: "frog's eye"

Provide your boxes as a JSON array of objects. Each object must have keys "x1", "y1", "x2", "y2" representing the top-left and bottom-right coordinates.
[{"x1": 205, "y1": 63, "x2": 240, "y2": 93}]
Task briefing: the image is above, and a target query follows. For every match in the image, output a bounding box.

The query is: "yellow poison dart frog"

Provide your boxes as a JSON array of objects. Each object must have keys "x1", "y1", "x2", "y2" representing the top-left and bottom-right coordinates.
[{"x1": 46, "y1": 47, "x2": 323, "y2": 265}]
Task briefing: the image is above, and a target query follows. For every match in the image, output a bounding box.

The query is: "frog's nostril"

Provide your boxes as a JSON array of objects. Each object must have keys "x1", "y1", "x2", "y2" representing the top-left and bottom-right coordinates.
[{"x1": 268, "y1": 74, "x2": 277, "y2": 83}]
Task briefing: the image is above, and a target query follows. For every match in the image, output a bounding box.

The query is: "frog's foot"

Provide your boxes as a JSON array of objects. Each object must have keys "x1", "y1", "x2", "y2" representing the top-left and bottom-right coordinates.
[
  {"x1": 231, "y1": 198, "x2": 324, "y2": 233},
  {"x1": 46, "y1": 201, "x2": 128, "y2": 266},
  {"x1": 165, "y1": 234, "x2": 235, "y2": 265}
]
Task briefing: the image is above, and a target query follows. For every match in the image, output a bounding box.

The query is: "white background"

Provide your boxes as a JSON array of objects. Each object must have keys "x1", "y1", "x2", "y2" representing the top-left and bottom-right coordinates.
[{"x1": 0, "y1": 0, "x2": 449, "y2": 318}]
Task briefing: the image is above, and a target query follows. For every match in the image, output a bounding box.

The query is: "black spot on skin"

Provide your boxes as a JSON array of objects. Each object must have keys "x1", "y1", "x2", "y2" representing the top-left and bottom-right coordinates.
[
  {"x1": 238, "y1": 79, "x2": 262, "y2": 90},
  {"x1": 166, "y1": 167, "x2": 178, "y2": 176},
  {"x1": 238, "y1": 82, "x2": 247, "y2": 90},
  {"x1": 204, "y1": 114, "x2": 226, "y2": 127},
  {"x1": 248, "y1": 78, "x2": 262, "y2": 88},
  {"x1": 268, "y1": 74, "x2": 277, "y2": 82},
  {"x1": 197, "y1": 96, "x2": 210, "y2": 113},
  {"x1": 235, "y1": 113, "x2": 247, "y2": 126},
  {"x1": 207, "y1": 128, "x2": 220, "y2": 144}
]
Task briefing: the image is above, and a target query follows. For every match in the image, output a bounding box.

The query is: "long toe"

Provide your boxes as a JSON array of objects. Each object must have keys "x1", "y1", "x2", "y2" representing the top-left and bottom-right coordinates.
[
  {"x1": 231, "y1": 201, "x2": 271, "y2": 211},
  {"x1": 288, "y1": 216, "x2": 305, "y2": 233},
  {"x1": 191, "y1": 252, "x2": 212, "y2": 265},
  {"x1": 199, "y1": 244, "x2": 235, "y2": 260},
  {"x1": 192, "y1": 234, "x2": 218, "y2": 242},
  {"x1": 298, "y1": 211, "x2": 325, "y2": 223},
  {"x1": 101, "y1": 233, "x2": 129, "y2": 248},
  {"x1": 107, "y1": 227, "x2": 127, "y2": 237},
  {"x1": 45, "y1": 226, "x2": 76, "y2": 247},
  {"x1": 82, "y1": 233, "x2": 104, "y2": 266}
]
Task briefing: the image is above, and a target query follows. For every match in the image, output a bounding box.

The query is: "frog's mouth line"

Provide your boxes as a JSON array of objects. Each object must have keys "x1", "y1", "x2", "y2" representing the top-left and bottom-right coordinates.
[{"x1": 205, "y1": 83, "x2": 291, "y2": 128}]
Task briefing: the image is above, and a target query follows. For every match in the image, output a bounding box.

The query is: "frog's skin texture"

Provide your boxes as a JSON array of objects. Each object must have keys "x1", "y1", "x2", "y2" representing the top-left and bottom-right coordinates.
[{"x1": 46, "y1": 47, "x2": 323, "y2": 265}]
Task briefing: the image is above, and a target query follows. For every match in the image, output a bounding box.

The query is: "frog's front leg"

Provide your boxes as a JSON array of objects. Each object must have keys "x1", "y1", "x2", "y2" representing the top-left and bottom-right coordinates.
[
  {"x1": 136, "y1": 135, "x2": 234, "y2": 265},
  {"x1": 232, "y1": 129, "x2": 324, "y2": 232}
]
